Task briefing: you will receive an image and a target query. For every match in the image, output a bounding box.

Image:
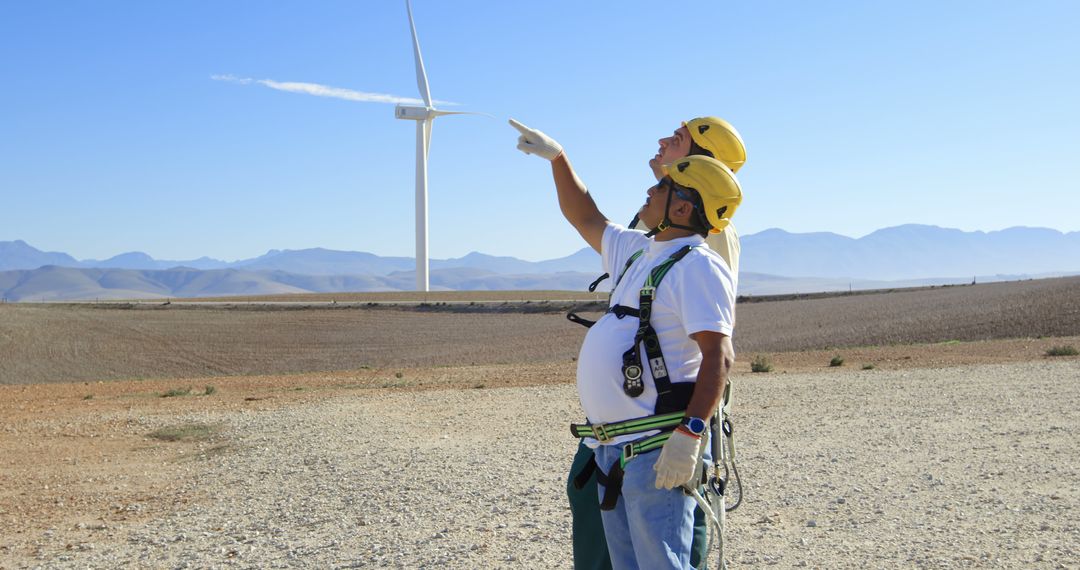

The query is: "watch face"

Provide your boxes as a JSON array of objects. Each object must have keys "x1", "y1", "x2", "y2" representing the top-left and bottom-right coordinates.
[{"x1": 684, "y1": 417, "x2": 707, "y2": 435}]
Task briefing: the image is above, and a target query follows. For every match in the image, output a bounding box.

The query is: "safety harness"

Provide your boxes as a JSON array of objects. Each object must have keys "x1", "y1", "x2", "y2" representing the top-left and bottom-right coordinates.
[
  {"x1": 568, "y1": 244, "x2": 699, "y2": 504},
  {"x1": 567, "y1": 242, "x2": 743, "y2": 570}
]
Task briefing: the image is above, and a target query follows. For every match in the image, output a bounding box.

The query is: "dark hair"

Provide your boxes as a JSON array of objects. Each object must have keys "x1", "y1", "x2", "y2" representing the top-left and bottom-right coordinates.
[{"x1": 688, "y1": 139, "x2": 714, "y2": 158}]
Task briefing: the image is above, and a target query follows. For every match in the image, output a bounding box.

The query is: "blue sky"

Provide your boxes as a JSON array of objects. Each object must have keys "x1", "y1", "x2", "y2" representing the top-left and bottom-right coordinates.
[{"x1": 2, "y1": 1, "x2": 1078, "y2": 262}]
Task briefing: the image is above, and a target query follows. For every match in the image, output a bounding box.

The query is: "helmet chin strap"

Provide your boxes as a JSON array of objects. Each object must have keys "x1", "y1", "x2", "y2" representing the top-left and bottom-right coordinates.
[{"x1": 644, "y1": 187, "x2": 698, "y2": 238}]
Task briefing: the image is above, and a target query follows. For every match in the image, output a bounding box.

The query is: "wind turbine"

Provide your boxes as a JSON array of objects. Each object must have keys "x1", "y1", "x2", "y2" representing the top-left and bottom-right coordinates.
[{"x1": 394, "y1": 0, "x2": 472, "y2": 292}]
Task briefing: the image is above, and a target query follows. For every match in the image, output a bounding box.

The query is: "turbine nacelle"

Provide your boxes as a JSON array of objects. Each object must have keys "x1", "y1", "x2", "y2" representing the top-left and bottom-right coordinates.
[
  {"x1": 396, "y1": 105, "x2": 464, "y2": 121},
  {"x1": 395, "y1": 104, "x2": 433, "y2": 121}
]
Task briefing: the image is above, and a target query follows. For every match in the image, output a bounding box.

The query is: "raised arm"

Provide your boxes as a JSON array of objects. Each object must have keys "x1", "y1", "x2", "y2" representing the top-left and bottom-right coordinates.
[{"x1": 510, "y1": 119, "x2": 607, "y2": 253}]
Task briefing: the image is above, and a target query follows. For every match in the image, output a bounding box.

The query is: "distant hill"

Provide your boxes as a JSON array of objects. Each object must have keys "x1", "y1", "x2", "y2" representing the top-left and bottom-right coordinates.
[
  {"x1": 0, "y1": 241, "x2": 600, "y2": 276},
  {"x1": 84, "y1": 251, "x2": 232, "y2": 271},
  {"x1": 741, "y1": 224, "x2": 1080, "y2": 280},
  {"x1": 2, "y1": 265, "x2": 1070, "y2": 302},
  {"x1": 234, "y1": 248, "x2": 414, "y2": 275},
  {"x1": 3, "y1": 224, "x2": 1079, "y2": 300},
  {"x1": 5, "y1": 225, "x2": 1078, "y2": 280},
  {"x1": 0, "y1": 240, "x2": 79, "y2": 271},
  {"x1": 0, "y1": 266, "x2": 605, "y2": 302}
]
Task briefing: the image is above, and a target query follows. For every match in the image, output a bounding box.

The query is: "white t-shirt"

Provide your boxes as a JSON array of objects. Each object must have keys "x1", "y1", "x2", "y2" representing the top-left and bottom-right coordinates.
[
  {"x1": 632, "y1": 220, "x2": 740, "y2": 291},
  {"x1": 576, "y1": 223, "x2": 736, "y2": 447}
]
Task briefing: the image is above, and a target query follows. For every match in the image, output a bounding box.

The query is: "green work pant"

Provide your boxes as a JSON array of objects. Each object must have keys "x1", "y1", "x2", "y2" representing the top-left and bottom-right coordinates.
[{"x1": 568, "y1": 440, "x2": 708, "y2": 569}]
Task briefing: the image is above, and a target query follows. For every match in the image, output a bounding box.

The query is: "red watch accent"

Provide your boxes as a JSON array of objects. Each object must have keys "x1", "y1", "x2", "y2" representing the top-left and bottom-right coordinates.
[{"x1": 675, "y1": 425, "x2": 702, "y2": 439}]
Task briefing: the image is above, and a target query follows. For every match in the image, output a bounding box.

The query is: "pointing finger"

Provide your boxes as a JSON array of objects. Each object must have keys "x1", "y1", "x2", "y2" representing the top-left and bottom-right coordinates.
[{"x1": 508, "y1": 118, "x2": 530, "y2": 134}]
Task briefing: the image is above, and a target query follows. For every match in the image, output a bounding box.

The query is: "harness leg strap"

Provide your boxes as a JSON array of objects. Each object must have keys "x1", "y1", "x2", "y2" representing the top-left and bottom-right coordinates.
[
  {"x1": 572, "y1": 454, "x2": 598, "y2": 490},
  {"x1": 594, "y1": 462, "x2": 624, "y2": 511}
]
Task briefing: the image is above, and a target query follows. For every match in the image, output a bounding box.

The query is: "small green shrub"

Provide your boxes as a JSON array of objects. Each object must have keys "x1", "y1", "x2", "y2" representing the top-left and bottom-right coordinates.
[
  {"x1": 395, "y1": 371, "x2": 404, "y2": 379},
  {"x1": 829, "y1": 355, "x2": 844, "y2": 367},
  {"x1": 147, "y1": 423, "x2": 216, "y2": 442},
  {"x1": 1046, "y1": 345, "x2": 1078, "y2": 357},
  {"x1": 83, "y1": 394, "x2": 93, "y2": 400},
  {"x1": 750, "y1": 355, "x2": 773, "y2": 373},
  {"x1": 203, "y1": 385, "x2": 216, "y2": 396},
  {"x1": 161, "y1": 387, "x2": 192, "y2": 398},
  {"x1": 862, "y1": 363, "x2": 876, "y2": 370}
]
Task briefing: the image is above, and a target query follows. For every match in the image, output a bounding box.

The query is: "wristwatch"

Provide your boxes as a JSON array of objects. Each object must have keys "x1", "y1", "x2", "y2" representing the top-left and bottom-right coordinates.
[{"x1": 680, "y1": 416, "x2": 707, "y2": 437}]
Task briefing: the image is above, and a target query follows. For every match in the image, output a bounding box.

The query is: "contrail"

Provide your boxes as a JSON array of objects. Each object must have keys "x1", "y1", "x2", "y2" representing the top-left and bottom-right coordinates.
[{"x1": 211, "y1": 74, "x2": 454, "y2": 106}]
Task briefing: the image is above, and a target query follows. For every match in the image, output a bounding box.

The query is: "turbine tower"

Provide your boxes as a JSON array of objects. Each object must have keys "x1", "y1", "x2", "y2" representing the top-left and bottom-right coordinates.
[{"x1": 394, "y1": 0, "x2": 465, "y2": 292}]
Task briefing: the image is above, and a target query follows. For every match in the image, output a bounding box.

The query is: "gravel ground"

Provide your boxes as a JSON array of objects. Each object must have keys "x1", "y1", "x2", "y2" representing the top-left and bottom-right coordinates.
[{"x1": 3, "y1": 359, "x2": 1078, "y2": 569}]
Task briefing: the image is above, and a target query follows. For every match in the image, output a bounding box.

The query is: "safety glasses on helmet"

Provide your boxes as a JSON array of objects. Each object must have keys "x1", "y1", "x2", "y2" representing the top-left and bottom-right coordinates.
[{"x1": 657, "y1": 178, "x2": 702, "y2": 209}]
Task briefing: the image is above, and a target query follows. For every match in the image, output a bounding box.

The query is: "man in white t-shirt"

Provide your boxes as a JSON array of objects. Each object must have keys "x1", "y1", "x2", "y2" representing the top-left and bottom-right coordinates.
[
  {"x1": 510, "y1": 119, "x2": 742, "y2": 569},
  {"x1": 568, "y1": 116, "x2": 748, "y2": 570}
]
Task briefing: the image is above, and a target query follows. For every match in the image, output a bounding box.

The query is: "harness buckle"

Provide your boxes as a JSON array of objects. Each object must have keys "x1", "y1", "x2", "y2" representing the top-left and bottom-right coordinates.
[
  {"x1": 640, "y1": 286, "x2": 655, "y2": 299},
  {"x1": 592, "y1": 423, "x2": 614, "y2": 444},
  {"x1": 622, "y1": 441, "x2": 636, "y2": 462}
]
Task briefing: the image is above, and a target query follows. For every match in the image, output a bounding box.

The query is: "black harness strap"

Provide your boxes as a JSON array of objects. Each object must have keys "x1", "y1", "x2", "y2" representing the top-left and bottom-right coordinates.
[
  {"x1": 621, "y1": 245, "x2": 694, "y2": 401},
  {"x1": 567, "y1": 249, "x2": 645, "y2": 329},
  {"x1": 594, "y1": 463, "x2": 624, "y2": 510},
  {"x1": 572, "y1": 454, "x2": 598, "y2": 490},
  {"x1": 587, "y1": 273, "x2": 609, "y2": 292}
]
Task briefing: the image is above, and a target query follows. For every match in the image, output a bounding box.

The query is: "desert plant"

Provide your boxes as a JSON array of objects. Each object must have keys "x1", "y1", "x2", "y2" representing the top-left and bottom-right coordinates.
[
  {"x1": 147, "y1": 423, "x2": 216, "y2": 442},
  {"x1": 395, "y1": 371, "x2": 404, "y2": 379},
  {"x1": 750, "y1": 355, "x2": 773, "y2": 373},
  {"x1": 203, "y1": 385, "x2": 216, "y2": 396},
  {"x1": 862, "y1": 363, "x2": 876, "y2": 370},
  {"x1": 1046, "y1": 345, "x2": 1078, "y2": 357},
  {"x1": 829, "y1": 355, "x2": 845, "y2": 367},
  {"x1": 83, "y1": 394, "x2": 93, "y2": 400},
  {"x1": 161, "y1": 387, "x2": 192, "y2": 398}
]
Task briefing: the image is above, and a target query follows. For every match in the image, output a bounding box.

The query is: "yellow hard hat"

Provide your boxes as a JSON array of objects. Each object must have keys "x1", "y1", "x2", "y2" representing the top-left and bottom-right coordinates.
[
  {"x1": 665, "y1": 155, "x2": 742, "y2": 233},
  {"x1": 684, "y1": 116, "x2": 746, "y2": 173}
]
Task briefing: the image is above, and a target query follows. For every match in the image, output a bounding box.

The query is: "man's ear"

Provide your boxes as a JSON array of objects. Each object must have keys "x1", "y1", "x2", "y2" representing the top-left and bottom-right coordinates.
[{"x1": 671, "y1": 200, "x2": 695, "y2": 220}]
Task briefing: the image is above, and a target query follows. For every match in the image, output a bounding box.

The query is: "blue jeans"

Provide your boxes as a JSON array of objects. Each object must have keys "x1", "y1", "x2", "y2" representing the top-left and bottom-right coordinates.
[{"x1": 593, "y1": 443, "x2": 698, "y2": 570}]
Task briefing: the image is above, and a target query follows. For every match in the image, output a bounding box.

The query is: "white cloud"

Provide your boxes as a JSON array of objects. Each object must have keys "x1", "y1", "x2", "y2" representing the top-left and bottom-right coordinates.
[
  {"x1": 210, "y1": 74, "x2": 253, "y2": 85},
  {"x1": 212, "y1": 74, "x2": 454, "y2": 106}
]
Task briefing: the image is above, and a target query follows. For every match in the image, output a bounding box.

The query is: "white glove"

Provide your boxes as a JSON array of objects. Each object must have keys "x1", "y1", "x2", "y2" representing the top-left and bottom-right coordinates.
[
  {"x1": 509, "y1": 118, "x2": 563, "y2": 161},
  {"x1": 654, "y1": 428, "x2": 705, "y2": 489}
]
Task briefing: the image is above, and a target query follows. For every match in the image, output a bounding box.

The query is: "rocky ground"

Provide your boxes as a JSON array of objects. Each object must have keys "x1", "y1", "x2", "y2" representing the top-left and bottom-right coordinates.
[{"x1": 2, "y1": 349, "x2": 1078, "y2": 569}]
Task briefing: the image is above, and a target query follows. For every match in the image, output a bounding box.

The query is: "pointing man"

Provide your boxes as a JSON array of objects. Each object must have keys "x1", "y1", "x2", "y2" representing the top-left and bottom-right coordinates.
[
  {"x1": 568, "y1": 117, "x2": 748, "y2": 570},
  {"x1": 511, "y1": 118, "x2": 741, "y2": 569}
]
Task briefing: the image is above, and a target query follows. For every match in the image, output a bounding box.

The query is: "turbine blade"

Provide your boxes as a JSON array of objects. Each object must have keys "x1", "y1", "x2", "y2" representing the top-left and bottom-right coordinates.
[
  {"x1": 405, "y1": 0, "x2": 432, "y2": 108},
  {"x1": 423, "y1": 118, "x2": 432, "y2": 160},
  {"x1": 430, "y1": 110, "x2": 495, "y2": 119}
]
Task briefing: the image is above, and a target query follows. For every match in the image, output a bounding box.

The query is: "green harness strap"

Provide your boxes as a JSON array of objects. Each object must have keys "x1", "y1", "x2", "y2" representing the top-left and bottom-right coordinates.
[{"x1": 570, "y1": 411, "x2": 684, "y2": 442}]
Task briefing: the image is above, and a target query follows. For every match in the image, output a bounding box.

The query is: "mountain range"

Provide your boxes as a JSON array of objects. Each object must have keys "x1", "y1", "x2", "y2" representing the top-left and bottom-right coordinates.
[
  {"x1": 2, "y1": 225, "x2": 1078, "y2": 301},
  {"x1": 740, "y1": 225, "x2": 1080, "y2": 280}
]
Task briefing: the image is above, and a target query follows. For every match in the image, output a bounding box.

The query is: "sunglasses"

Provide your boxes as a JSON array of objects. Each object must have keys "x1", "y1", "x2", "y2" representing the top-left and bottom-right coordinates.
[{"x1": 658, "y1": 178, "x2": 702, "y2": 208}]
